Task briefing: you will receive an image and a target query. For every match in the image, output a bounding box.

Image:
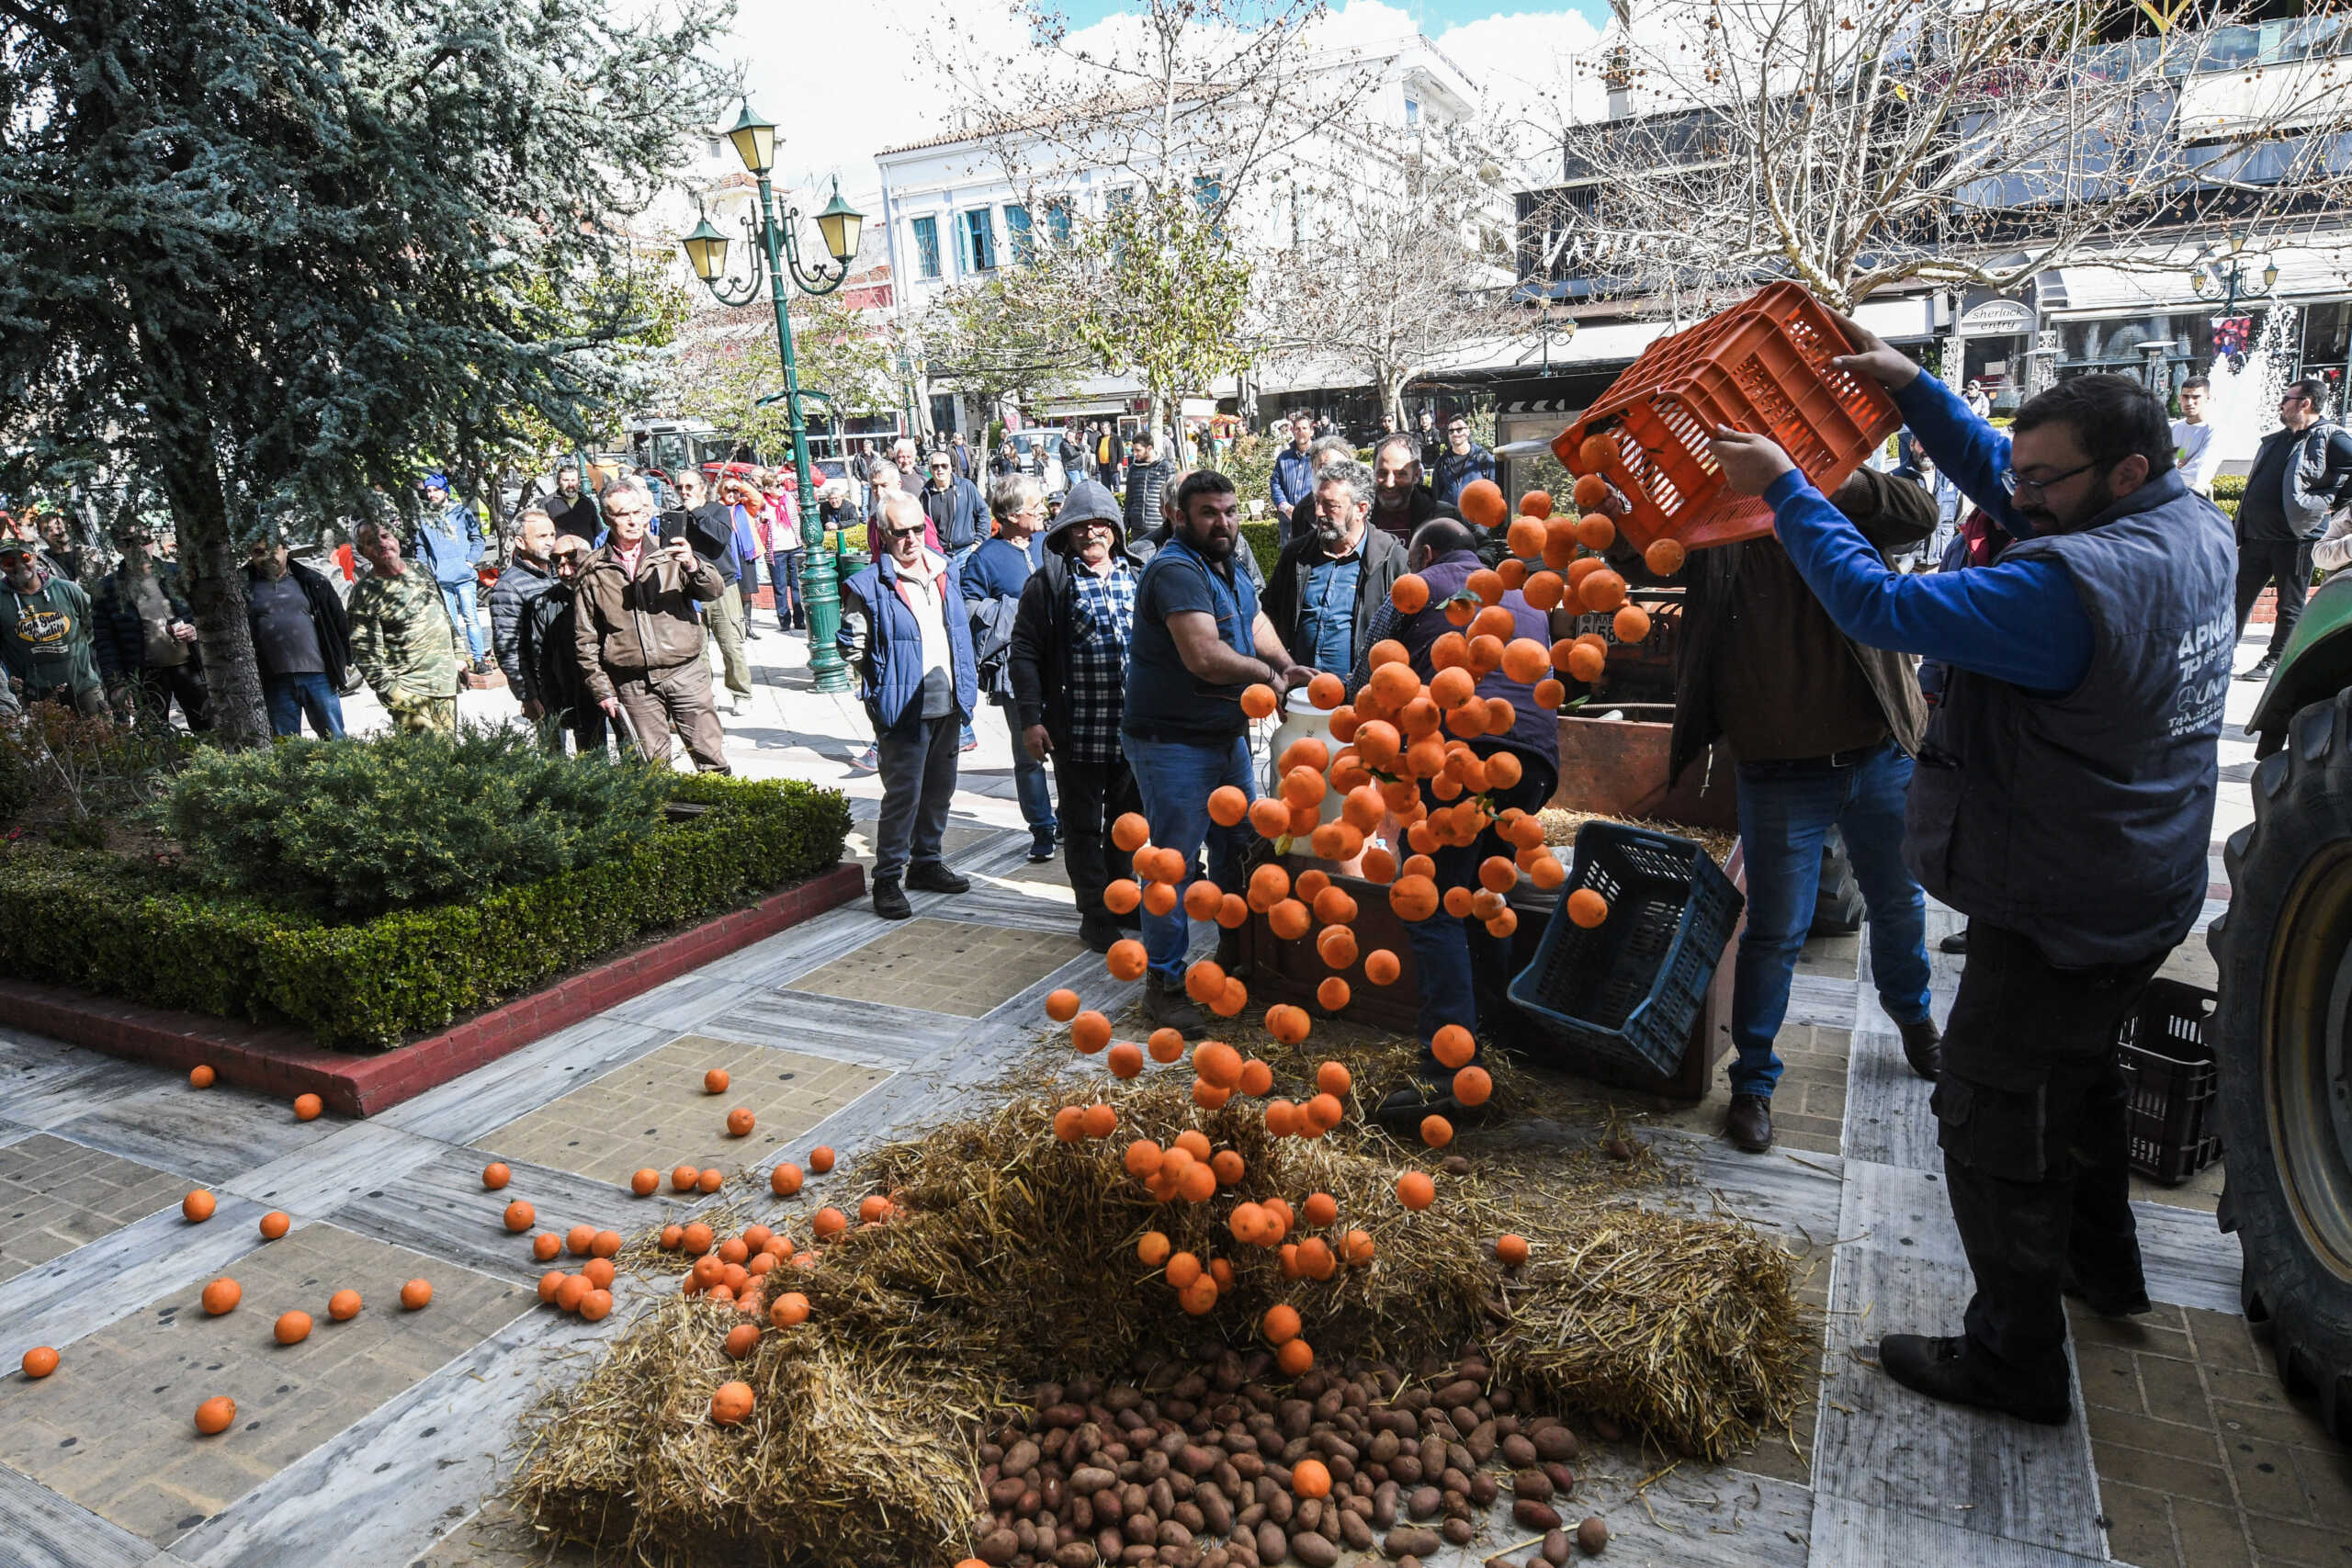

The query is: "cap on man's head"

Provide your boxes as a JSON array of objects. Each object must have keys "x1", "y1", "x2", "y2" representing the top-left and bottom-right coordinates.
[
  {"x1": 421, "y1": 471, "x2": 450, "y2": 492},
  {"x1": 0, "y1": 541, "x2": 40, "y2": 566}
]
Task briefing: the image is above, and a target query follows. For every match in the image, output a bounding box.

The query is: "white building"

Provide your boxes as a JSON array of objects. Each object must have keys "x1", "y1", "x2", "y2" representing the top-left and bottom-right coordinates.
[{"x1": 872, "y1": 30, "x2": 1484, "y2": 440}]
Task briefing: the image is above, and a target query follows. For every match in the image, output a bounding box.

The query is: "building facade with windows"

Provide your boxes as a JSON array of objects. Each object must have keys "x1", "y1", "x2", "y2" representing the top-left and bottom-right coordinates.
[{"x1": 871, "y1": 31, "x2": 1480, "y2": 443}]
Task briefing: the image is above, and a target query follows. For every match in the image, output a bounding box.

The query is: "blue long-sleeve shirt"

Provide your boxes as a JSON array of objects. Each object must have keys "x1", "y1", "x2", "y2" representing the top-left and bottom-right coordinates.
[
  {"x1": 1271, "y1": 446, "x2": 1316, "y2": 513},
  {"x1": 1764, "y1": 374, "x2": 2094, "y2": 695}
]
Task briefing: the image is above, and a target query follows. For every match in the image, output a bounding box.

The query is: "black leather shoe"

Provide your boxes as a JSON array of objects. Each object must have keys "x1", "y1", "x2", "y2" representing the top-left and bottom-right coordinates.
[
  {"x1": 1142, "y1": 977, "x2": 1208, "y2": 1038},
  {"x1": 1724, "y1": 1093, "x2": 1773, "y2": 1153},
  {"x1": 2237, "y1": 655, "x2": 2278, "y2": 682},
  {"x1": 1078, "y1": 916, "x2": 1123, "y2": 953},
  {"x1": 1939, "y1": 931, "x2": 1969, "y2": 955},
  {"x1": 1898, "y1": 1017, "x2": 1942, "y2": 1081},
  {"x1": 1215, "y1": 925, "x2": 1243, "y2": 974},
  {"x1": 1878, "y1": 1333, "x2": 2071, "y2": 1425},
  {"x1": 1373, "y1": 1077, "x2": 1464, "y2": 1133},
  {"x1": 904, "y1": 862, "x2": 971, "y2": 894},
  {"x1": 872, "y1": 877, "x2": 912, "y2": 920}
]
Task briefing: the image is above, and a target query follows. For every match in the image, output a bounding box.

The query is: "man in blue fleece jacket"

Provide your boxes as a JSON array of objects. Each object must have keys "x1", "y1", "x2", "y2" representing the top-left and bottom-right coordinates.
[{"x1": 1705, "y1": 313, "x2": 2233, "y2": 1427}]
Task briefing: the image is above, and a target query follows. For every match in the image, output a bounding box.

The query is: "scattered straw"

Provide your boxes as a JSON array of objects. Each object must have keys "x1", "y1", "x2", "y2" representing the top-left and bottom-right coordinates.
[
  {"x1": 1538, "y1": 807, "x2": 1737, "y2": 865},
  {"x1": 510, "y1": 1073, "x2": 1810, "y2": 1567}
]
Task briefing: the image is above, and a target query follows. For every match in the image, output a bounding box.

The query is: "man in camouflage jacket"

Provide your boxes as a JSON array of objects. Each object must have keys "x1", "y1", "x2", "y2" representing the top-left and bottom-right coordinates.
[{"x1": 346, "y1": 520, "x2": 462, "y2": 734}]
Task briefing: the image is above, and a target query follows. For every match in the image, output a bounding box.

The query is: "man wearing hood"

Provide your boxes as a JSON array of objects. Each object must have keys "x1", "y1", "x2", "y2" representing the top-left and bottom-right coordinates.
[
  {"x1": 414, "y1": 472, "x2": 490, "y2": 672},
  {"x1": 1011, "y1": 479, "x2": 1147, "y2": 953}
]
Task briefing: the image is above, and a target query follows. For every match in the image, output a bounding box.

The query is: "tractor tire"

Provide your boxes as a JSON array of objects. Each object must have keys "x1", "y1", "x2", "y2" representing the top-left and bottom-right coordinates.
[{"x1": 2206, "y1": 686, "x2": 2352, "y2": 1441}]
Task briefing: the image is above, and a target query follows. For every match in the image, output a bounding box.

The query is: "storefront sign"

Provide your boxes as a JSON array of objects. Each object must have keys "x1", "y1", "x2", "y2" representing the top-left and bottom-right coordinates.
[{"x1": 1959, "y1": 299, "x2": 2033, "y2": 337}]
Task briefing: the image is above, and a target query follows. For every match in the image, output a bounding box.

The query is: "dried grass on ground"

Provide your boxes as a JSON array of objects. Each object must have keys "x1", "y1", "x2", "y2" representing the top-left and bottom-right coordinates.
[{"x1": 510, "y1": 1023, "x2": 1810, "y2": 1568}]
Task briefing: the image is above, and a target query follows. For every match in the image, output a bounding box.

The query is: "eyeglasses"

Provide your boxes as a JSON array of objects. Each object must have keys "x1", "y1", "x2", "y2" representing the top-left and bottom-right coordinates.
[
  {"x1": 885, "y1": 525, "x2": 926, "y2": 539},
  {"x1": 1999, "y1": 458, "x2": 2103, "y2": 498}
]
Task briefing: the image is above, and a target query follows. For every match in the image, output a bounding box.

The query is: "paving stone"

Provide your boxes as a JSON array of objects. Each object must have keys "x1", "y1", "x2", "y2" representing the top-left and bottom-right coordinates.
[
  {"x1": 0, "y1": 1222, "x2": 526, "y2": 1549},
  {"x1": 2244, "y1": 1508, "x2": 2352, "y2": 1565},
  {"x1": 785, "y1": 916, "x2": 1087, "y2": 1019},
  {"x1": 2168, "y1": 1495, "x2": 2257, "y2": 1568},
  {"x1": 2074, "y1": 1337, "x2": 2144, "y2": 1411},
  {"x1": 2137, "y1": 1348, "x2": 2216, "y2": 1427},
  {"x1": 0, "y1": 1134, "x2": 188, "y2": 1285},
  {"x1": 472, "y1": 1034, "x2": 891, "y2": 1188},
  {"x1": 2093, "y1": 1439, "x2": 2234, "y2": 1506},
  {"x1": 2086, "y1": 1403, "x2": 2224, "y2": 1463},
  {"x1": 2287, "y1": 1438, "x2": 2352, "y2": 1529},
  {"x1": 2186, "y1": 1305, "x2": 2265, "y2": 1373},
  {"x1": 2098, "y1": 1478, "x2": 2181, "y2": 1568},
  {"x1": 2226, "y1": 1432, "x2": 2323, "y2": 1522}
]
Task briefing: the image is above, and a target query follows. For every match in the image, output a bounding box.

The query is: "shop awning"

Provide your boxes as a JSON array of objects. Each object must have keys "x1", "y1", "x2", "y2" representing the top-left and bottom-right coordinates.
[{"x1": 2052, "y1": 238, "x2": 2352, "y2": 317}]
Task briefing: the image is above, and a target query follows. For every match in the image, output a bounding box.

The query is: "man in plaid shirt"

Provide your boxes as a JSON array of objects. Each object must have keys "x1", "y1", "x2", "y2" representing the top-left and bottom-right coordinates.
[{"x1": 1011, "y1": 479, "x2": 1147, "y2": 953}]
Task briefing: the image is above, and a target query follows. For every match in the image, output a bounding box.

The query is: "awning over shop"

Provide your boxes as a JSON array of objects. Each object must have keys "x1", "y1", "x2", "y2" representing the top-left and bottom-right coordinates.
[
  {"x1": 1419, "y1": 292, "x2": 1940, "y2": 383},
  {"x1": 2052, "y1": 238, "x2": 2352, "y2": 317}
]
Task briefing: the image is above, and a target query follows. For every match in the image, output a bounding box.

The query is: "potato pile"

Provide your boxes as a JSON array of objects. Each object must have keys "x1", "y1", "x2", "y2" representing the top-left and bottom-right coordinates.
[{"x1": 965, "y1": 1344, "x2": 1606, "y2": 1568}]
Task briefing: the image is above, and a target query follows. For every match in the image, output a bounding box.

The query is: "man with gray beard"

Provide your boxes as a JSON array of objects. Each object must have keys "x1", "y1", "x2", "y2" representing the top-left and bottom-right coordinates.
[{"x1": 1264, "y1": 457, "x2": 1405, "y2": 677}]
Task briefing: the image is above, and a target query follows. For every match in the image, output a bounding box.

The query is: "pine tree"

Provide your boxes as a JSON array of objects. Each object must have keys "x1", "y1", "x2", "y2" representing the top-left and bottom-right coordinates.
[{"x1": 0, "y1": 0, "x2": 733, "y2": 744}]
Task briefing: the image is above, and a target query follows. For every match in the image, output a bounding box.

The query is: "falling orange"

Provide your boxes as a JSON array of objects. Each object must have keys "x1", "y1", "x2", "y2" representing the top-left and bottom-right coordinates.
[
  {"x1": 1276, "y1": 1337, "x2": 1315, "y2": 1374},
  {"x1": 770, "y1": 1162, "x2": 804, "y2": 1197},
  {"x1": 1432, "y1": 1024, "x2": 1476, "y2": 1068},
  {"x1": 1420, "y1": 1114, "x2": 1454, "y2": 1149},
  {"x1": 1567, "y1": 888, "x2": 1610, "y2": 928},
  {"x1": 1396, "y1": 1171, "x2": 1436, "y2": 1210},
  {"x1": 1112, "y1": 812, "x2": 1152, "y2": 852},
  {"x1": 1070, "y1": 1010, "x2": 1113, "y2": 1054},
  {"x1": 710, "y1": 1381, "x2": 755, "y2": 1426},
  {"x1": 1106, "y1": 939, "x2": 1148, "y2": 981},
  {"x1": 1107, "y1": 1043, "x2": 1145, "y2": 1078},
  {"x1": 1240, "y1": 683, "x2": 1278, "y2": 719},
  {"x1": 1645, "y1": 537, "x2": 1688, "y2": 576}
]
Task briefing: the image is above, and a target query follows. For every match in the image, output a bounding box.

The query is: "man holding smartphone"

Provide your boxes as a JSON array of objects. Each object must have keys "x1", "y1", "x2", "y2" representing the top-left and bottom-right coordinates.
[{"x1": 571, "y1": 475, "x2": 730, "y2": 772}]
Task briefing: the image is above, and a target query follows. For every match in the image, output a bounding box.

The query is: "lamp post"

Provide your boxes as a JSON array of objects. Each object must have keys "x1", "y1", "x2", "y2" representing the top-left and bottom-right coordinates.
[
  {"x1": 682, "y1": 102, "x2": 865, "y2": 694},
  {"x1": 2190, "y1": 232, "x2": 2280, "y2": 318}
]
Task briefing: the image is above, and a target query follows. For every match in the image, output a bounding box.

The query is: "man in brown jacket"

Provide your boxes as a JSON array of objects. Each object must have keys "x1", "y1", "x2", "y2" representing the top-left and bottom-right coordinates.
[
  {"x1": 571, "y1": 475, "x2": 730, "y2": 772},
  {"x1": 1668, "y1": 464, "x2": 1941, "y2": 1153}
]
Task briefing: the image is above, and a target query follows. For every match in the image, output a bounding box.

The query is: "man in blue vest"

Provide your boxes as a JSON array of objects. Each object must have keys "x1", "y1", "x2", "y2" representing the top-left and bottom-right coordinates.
[
  {"x1": 1709, "y1": 322, "x2": 2234, "y2": 1427},
  {"x1": 1124, "y1": 469, "x2": 1310, "y2": 1034},
  {"x1": 840, "y1": 491, "x2": 979, "y2": 920},
  {"x1": 414, "y1": 472, "x2": 489, "y2": 671}
]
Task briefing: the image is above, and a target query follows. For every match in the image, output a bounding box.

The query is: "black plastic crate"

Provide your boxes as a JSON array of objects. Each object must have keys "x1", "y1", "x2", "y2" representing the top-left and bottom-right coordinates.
[
  {"x1": 2117, "y1": 978, "x2": 2222, "y2": 1185},
  {"x1": 1506, "y1": 821, "x2": 1744, "y2": 1075}
]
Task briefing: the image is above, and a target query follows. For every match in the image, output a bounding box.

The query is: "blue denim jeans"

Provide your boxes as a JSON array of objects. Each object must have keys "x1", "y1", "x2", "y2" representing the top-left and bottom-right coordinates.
[
  {"x1": 1126, "y1": 734, "x2": 1255, "y2": 985},
  {"x1": 439, "y1": 577, "x2": 485, "y2": 660},
  {"x1": 1730, "y1": 739, "x2": 1932, "y2": 1099},
  {"x1": 999, "y1": 695, "x2": 1057, "y2": 837},
  {"x1": 263, "y1": 672, "x2": 345, "y2": 739}
]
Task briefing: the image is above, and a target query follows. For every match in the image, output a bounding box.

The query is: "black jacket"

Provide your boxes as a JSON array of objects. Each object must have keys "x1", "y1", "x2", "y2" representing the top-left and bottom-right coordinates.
[
  {"x1": 485, "y1": 555, "x2": 559, "y2": 694},
  {"x1": 1263, "y1": 525, "x2": 1407, "y2": 674},
  {"x1": 243, "y1": 559, "x2": 351, "y2": 691},
  {"x1": 1010, "y1": 479, "x2": 1144, "y2": 742},
  {"x1": 1669, "y1": 466, "x2": 1936, "y2": 780},
  {"x1": 92, "y1": 560, "x2": 198, "y2": 682},
  {"x1": 663, "y1": 501, "x2": 740, "y2": 583},
  {"x1": 518, "y1": 579, "x2": 595, "y2": 723}
]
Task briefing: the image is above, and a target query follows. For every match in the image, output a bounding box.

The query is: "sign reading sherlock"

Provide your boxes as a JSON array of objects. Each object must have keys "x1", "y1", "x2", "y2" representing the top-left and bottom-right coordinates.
[{"x1": 1958, "y1": 299, "x2": 2033, "y2": 337}]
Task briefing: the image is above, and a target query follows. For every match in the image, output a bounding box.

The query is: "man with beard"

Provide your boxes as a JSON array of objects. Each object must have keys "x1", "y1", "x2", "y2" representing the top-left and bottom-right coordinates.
[
  {"x1": 1122, "y1": 471, "x2": 1310, "y2": 1034},
  {"x1": 1366, "y1": 434, "x2": 1461, "y2": 544},
  {"x1": 545, "y1": 464, "x2": 599, "y2": 539},
  {"x1": 1265, "y1": 458, "x2": 1404, "y2": 677},
  {"x1": 244, "y1": 532, "x2": 352, "y2": 739},
  {"x1": 1707, "y1": 315, "x2": 2233, "y2": 1428}
]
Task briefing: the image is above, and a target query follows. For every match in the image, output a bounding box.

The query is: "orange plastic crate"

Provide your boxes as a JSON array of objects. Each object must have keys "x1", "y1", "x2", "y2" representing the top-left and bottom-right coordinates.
[{"x1": 1552, "y1": 282, "x2": 1903, "y2": 554}]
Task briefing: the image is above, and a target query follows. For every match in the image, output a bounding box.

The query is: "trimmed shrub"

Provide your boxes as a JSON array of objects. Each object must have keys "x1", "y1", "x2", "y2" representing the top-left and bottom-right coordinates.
[
  {"x1": 1240, "y1": 521, "x2": 1283, "y2": 579},
  {"x1": 161, "y1": 726, "x2": 668, "y2": 918},
  {"x1": 0, "y1": 773, "x2": 851, "y2": 1047}
]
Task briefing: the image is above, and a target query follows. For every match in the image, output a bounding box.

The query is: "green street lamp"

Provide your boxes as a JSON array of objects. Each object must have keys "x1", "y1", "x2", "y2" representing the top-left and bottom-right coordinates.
[{"x1": 683, "y1": 102, "x2": 865, "y2": 694}]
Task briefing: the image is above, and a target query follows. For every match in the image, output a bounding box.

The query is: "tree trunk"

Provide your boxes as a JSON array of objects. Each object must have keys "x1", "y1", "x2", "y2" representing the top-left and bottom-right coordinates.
[{"x1": 134, "y1": 325, "x2": 270, "y2": 748}]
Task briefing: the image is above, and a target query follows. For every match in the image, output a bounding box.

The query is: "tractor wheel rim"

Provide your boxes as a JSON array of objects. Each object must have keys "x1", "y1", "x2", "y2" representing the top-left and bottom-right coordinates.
[{"x1": 2267, "y1": 843, "x2": 2352, "y2": 1281}]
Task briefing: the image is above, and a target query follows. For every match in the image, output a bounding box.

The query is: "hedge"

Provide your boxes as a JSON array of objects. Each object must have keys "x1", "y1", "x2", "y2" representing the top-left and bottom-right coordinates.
[{"x1": 0, "y1": 773, "x2": 851, "y2": 1048}]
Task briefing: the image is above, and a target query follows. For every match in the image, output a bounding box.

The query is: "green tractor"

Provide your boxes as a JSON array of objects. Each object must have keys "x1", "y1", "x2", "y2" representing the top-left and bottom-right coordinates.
[{"x1": 2213, "y1": 570, "x2": 2352, "y2": 1439}]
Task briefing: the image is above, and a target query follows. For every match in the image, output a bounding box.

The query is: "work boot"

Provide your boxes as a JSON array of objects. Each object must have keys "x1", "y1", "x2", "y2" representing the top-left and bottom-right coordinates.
[
  {"x1": 905, "y1": 862, "x2": 971, "y2": 895},
  {"x1": 1724, "y1": 1093, "x2": 1773, "y2": 1153},
  {"x1": 1899, "y1": 1017, "x2": 1942, "y2": 1082},
  {"x1": 2237, "y1": 654, "x2": 2279, "y2": 682},
  {"x1": 1142, "y1": 976, "x2": 1208, "y2": 1038},
  {"x1": 1877, "y1": 1334, "x2": 2071, "y2": 1426},
  {"x1": 1078, "y1": 914, "x2": 1123, "y2": 953},
  {"x1": 1939, "y1": 931, "x2": 1969, "y2": 955},
  {"x1": 872, "y1": 876, "x2": 912, "y2": 921},
  {"x1": 1373, "y1": 1063, "x2": 1464, "y2": 1133},
  {"x1": 1215, "y1": 925, "x2": 1243, "y2": 975}
]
